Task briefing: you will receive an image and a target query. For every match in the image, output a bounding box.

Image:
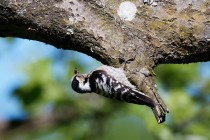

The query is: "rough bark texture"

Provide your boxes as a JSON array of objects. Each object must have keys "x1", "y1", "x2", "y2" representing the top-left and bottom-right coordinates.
[{"x1": 0, "y1": 0, "x2": 209, "y2": 123}]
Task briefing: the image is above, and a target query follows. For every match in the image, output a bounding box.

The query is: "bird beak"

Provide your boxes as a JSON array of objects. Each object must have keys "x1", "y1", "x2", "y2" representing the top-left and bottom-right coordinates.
[{"x1": 74, "y1": 67, "x2": 79, "y2": 74}]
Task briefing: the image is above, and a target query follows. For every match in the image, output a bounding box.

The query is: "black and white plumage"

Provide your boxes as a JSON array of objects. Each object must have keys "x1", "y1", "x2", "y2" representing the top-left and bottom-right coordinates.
[
  {"x1": 71, "y1": 65, "x2": 166, "y2": 123},
  {"x1": 143, "y1": 0, "x2": 158, "y2": 6}
]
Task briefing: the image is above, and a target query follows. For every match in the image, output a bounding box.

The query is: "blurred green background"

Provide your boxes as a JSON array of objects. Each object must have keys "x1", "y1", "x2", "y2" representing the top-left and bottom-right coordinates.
[{"x1": 0, "y1": 37, "x2": 210, "y2": 140}]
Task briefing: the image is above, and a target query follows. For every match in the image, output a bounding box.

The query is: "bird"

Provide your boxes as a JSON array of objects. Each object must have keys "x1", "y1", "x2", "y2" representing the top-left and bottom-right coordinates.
[{"x1": 71, "y1": 65, "x2": 167, "y2": 123}]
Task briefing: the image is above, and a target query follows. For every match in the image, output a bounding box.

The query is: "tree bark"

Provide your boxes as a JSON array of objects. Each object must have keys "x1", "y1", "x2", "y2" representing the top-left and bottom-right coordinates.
[{"x1": 0, "y1": 0, "x2": 209, "y2": 123}]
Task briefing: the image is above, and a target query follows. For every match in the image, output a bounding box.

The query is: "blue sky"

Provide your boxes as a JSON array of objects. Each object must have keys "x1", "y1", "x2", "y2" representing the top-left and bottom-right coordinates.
[
  {"x1": 0, "y1": 38, "x2": 56, "y2": 120},
  {"x1": 0, "y1": 37, "x2": 210, "y2": 121}
]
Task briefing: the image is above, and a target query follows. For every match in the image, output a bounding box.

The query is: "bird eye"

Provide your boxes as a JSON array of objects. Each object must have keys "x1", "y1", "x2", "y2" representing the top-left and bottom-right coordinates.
[
  {"x1": 77, "y1": 75, "x2": 83, "y2": 78},
  {"x1": 76, "y1": 75, "x2": 85, "y2": 81}
]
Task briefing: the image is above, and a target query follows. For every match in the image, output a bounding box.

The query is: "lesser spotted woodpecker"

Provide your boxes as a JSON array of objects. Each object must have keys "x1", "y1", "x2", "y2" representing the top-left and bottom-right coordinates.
[{"x1": 71, "y1": 65, "x2": 166, "y2": 123}]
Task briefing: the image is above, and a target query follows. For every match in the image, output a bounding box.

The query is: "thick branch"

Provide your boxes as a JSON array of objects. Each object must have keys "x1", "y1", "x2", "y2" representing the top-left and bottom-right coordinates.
[
  {"x1": 1, "y1": 1, "x2": 208, "y2": 67},
  {"x1": 1, "y1": 1, "x2": 209, "y2": 67}
]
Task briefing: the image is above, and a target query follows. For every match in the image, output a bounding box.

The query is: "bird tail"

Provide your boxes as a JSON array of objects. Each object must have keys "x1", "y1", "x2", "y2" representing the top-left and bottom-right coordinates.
[
  {"x1": 151, "y1": 91, "x2": 169, "y2": 124},
  {"x1": 125, "y1": 89, "x2": 169, "y2": 123},
  {"x1": 152, "y1": 105, "x2": 166, "y2": 123}
]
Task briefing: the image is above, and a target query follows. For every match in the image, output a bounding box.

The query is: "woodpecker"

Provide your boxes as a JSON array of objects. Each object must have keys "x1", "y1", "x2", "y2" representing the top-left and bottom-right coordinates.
[{"x1": 71, "y1": 65, "x2": 167, "y2": 123}]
